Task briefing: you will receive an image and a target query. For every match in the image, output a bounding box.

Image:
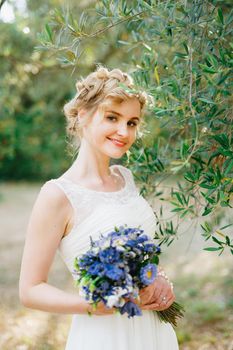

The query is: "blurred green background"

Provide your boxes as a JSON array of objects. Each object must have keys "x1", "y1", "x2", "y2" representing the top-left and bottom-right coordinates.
[{"x1": 0, "y1": 1, "x2": 232, "y2": 349}]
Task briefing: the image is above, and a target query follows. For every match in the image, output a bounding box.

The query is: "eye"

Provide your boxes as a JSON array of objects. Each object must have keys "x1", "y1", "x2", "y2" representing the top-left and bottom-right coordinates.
[
  {"x1": 128, "y1": 121, "x2": 138, "y2": 127},
  {"x1": 106, "y1": 115, "x2": 117, "y2": 122},
  {"x1": 106, "y1": 115, "x2": 138, "y2": 127}
]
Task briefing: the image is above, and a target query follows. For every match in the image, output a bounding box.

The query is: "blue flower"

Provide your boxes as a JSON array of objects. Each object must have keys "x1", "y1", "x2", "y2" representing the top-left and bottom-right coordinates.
[
  {"x1": 156, "y1": 245, "x2": 161, "y2": 253},
  {"x1": 88, "y1": 262, "x2": 105, "y2": 276},
  {"x1": 106, "y1": 230, "x2": 121, "y2": 240},
  {"x1": 137, "y1": 234, "x2": 149, "y2": 243},
  {"x1": 96, "y1": 281, "x2": 110, "y2": 293},
  {"x1": 120, "y1": 301, "x2": 142, "y2": 318},
  {"x1": 140, "y1": 264, "x2": 157, "y2": 285},
  {"x1": 125, "y1": 239, "x2": 137, "y2": 248},
  {"x1": 99, "y1": 247, "x2": 121, "y2": 264},
  {"x1": 92, "y1": 291, "x2": 99, "y2": 302},
  {"x1": 79, "y1": 251, "x2": 96, "y2": 267},
  {"x1": 144, "y1": 243, "x2": 155, "y2": 253},
  {"x1": 128, "y1": 261, "x2": 138, "y2": 274},
  {"x1": 104, "y1": 264, "x2": 124, "y2": 281}
]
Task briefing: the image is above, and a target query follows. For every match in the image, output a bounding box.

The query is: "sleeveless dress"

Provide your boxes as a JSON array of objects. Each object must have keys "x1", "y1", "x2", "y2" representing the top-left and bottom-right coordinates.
[{"x1": 50, "y1": 164, "x2": 179, "y2": 350}]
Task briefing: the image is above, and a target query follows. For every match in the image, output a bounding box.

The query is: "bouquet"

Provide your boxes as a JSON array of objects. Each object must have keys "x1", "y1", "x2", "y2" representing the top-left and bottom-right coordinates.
[{"x1": 73, "y1": 225, "x2": 184, "y2": 327}]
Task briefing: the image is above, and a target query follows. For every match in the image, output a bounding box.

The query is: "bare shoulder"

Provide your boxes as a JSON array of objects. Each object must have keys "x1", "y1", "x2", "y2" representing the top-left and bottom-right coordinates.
[
  {"x1": 32, "y1": 180, "x2": 72, "y2": 220},
  {"x1": 39, "y1": 180, "x2": 68, "y2": 205}
]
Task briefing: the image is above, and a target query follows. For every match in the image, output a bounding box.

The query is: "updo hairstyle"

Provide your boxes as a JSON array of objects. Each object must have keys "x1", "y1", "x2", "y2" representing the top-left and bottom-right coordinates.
[{"x1": 63, "y1": 66, "x2": 148, "y2": 147}]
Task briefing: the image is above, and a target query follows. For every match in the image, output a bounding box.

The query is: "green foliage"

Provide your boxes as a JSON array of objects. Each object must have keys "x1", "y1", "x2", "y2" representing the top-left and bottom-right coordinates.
[
  {"x1": 36, "y1": 0, "x2": 233, "y2": 254},
  {"x1": 0, "y1": 19, "x2": 74, "y2": 180},
  {"x1": 1, "y1": 1, "x2": 232, "y2": 254},
  {"x1": 0, "y1": 4, "x2": 75, "y2": 179}
]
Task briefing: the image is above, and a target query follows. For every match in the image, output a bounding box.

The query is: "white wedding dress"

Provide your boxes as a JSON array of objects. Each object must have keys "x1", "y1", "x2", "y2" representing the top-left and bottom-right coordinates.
[{"x1": 50, "y1": 164, "x2": 179, "y2": 350}]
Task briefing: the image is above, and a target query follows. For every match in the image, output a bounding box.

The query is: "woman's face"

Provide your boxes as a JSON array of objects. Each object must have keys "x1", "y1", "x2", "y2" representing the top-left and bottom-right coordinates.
[{"x1": 81, "y1": 97, "x2": 141, "y2": 159}]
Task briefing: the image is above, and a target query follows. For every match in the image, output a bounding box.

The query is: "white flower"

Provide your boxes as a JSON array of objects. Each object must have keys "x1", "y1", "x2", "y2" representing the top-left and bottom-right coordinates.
[
  {"x1": 79, "y1": 288, "x2": 87, "y2": 298},
  {"x1": 106, "y1": 294, "x2": 120, "y2": 308},
  {"x1": 106, "y1": 287, "x2": 129, "y2": 308},
  {"x1": 116, "y1": 297, "x2": 125, "y2": 307},
  {"x1": 115, "y1": 287, "x2": 129, "y2": 297},
  {"x1": 92, "y1": 247, "x2": 100, "y2": 254},
  {"x1": 115, "y1": 246, "x2": 126, "y2": 252},
  {"x1": 112, "y1": 237, "x2": 127, "y2": 247},
  {"x1": 102, "y1": 239, "x2": 111, "y2": 249}
]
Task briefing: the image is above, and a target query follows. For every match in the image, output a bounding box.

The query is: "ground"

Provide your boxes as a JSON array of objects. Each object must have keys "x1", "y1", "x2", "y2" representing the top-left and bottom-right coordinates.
[{"x1": 0, "y1": 182, "x2": 232, "y2": 350}]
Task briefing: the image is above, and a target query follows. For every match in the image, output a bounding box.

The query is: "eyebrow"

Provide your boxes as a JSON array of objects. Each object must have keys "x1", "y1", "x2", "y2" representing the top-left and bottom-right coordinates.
[{"x1": 106, "y1": 110, "x2": 140, "y2": 121}]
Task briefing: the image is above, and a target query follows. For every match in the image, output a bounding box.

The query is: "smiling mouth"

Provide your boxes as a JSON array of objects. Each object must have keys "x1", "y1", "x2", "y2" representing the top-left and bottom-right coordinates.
[{"x1": 107, "y1": 138, "x2": 127, "y2": 147}]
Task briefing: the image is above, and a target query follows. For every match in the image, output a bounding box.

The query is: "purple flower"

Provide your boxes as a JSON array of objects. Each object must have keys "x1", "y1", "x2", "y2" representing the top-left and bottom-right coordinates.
[
  {"x1": 140, "y1": 264, "x2": 157, "y2": 285},
  {"x1": 119, "y1": 301, "x2": 142, "y2": 318}
]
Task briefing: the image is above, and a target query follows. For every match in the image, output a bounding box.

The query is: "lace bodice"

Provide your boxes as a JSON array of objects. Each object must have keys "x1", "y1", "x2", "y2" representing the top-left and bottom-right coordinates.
[
  {"x1": 47, "y1": 164, "x2": 157, "y2": 275},
  {"x1": 46, "y1": 165, "x2": 179, "y2": 350},
  {"x1": 49, "y1": 165, "x2": 139, "y2": 227}
]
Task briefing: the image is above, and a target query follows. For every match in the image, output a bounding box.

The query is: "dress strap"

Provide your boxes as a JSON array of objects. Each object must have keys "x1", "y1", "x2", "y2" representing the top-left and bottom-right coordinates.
[
  {"x1": 44, "y1": 178, "x2": 81, "y2": 229},
  {"x1": 43, "y1": 165, "x2": 139, "y2": 228},
  {"x1": 113, "y1": 165, "x2": 138, "y2": 194}
]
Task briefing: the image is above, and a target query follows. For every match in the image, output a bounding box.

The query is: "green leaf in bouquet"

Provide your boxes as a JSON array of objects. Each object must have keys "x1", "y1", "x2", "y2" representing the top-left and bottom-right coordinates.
[
  {"x1": 151, "y1": 255, "x2": 159, "y2": 265},
  {"x1": 80, "y1": 275, "x2": 91, "y2": 287},
  {"x1": 89, "y1": 283, "x2": 96, "y2": 293}
]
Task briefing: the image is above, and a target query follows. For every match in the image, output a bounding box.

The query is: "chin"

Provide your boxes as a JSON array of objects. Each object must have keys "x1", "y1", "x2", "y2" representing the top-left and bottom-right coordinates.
[
  {"x1": 111, "y1": 154, "x2": 125, "y2": 159},
  {"x1": 105, "y1": 149, "x2": 127, "y2": 159}
]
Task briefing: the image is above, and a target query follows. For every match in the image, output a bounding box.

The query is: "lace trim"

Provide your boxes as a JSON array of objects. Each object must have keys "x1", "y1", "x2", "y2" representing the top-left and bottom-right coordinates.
[
  {"x1": 47, "y1": 165, "x2": 139, "y2": 227},
  {"x1": 60, "y1": 165, "x2": 127, "y2": 194}
]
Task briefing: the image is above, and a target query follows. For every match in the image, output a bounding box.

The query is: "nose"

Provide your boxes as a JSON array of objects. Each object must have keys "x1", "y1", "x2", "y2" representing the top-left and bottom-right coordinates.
[{"x1": 117, "y1": 122, "x2": 129, "y2": 137}]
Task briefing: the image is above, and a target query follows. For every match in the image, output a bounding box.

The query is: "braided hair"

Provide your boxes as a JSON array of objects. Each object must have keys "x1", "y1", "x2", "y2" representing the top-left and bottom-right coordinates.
[{"x1": 63, "y1": 66, "x2": 148, "y2": 146}]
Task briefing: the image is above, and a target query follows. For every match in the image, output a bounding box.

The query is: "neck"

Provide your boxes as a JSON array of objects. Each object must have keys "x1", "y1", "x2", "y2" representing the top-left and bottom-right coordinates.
[{"x1": 69, "y1": 139, "x2": 112, "y2": 182}]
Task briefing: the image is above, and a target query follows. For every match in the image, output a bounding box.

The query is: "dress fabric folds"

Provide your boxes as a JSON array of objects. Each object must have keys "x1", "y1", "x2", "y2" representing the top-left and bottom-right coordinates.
[{"x1": 49, "y1": 164, "x2": 179, "y2": 350}]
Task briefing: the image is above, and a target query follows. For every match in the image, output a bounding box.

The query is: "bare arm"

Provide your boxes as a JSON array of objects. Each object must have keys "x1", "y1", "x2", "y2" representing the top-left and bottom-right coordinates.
[{"x1": 19, "y1": 182, "x2": 113, "y2": 315}]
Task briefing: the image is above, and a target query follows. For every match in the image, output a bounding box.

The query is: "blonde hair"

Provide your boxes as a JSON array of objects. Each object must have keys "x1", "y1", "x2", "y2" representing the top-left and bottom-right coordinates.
[{"x1": 63, "y1": 66, "x2": 148, "y2": 148}]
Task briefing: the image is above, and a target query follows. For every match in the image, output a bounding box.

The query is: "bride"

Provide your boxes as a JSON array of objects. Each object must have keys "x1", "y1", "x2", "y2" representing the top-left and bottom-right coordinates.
[{"x1": 19, "y1": 66, "x2": 179, "y2": 349}]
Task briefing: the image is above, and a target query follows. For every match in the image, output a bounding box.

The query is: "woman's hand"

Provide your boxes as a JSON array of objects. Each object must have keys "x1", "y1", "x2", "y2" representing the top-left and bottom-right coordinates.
[
  {"x1": 138, "y1": 275, "x2": 175, "y2": 311},
  {"x1": 87, "y1": 300, "x2": 115, "y2": 316}
]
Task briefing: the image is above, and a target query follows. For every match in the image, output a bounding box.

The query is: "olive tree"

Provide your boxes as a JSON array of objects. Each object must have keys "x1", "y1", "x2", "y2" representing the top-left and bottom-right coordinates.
[{"x1": 38, "y1": 0, "x2": 233, "y2": 254}]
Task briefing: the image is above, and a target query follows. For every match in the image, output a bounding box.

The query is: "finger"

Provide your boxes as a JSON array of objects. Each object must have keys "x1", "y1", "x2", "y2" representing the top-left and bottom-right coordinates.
[
  {"x1": 152, "y1": 290, "x2": 168, "y2": 306},
  {"x1": 156, "y1": 292, "x2": 171, "y2": 308},
  {"x1": 157, "y1": 284, "x2": 175, "y2": 303},
  {"x1": 156, "y1": 296, "x2": 175, "y2": 311},
  {"x1": 156, "y1": 280, "x2": 171, "y2": 299},
  {"x1": 158, "y1": 291, "x2": 175, "y2": 306},
  {"x1": 164, "y1": 296, "x2": 175, "y2": 309},
  {"x1": 140, "y1": 290, "x2": 156, "y2": 305},
  {"x1": 142, "y1": 302, "x2": 160, "y2": 311},
  {"x1": 151, "y1": 285, "x2": 163, "y2": 303}
]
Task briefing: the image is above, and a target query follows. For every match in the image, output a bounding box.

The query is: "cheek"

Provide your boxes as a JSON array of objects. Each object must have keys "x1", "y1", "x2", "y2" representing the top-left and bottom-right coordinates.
[
  {"x1": 90, "y1": 124, "x2": 111, "y2": 143},
  {"x1": 99, "y1": 123, "x2": 115, "y2": 138},
  {"x1": 130, "y1": 129, "x2": 137, "y2": 142}
]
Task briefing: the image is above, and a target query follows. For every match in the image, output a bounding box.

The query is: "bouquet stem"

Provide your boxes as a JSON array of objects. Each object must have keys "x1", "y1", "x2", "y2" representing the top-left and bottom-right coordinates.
[{"x1": 155, "y1": 301, "x2": 185, "y2": 327}]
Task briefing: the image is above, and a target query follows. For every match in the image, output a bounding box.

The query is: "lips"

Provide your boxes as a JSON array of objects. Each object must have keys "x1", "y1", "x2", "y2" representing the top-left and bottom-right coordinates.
[{"x1": 107, "y1": 137, "x2": 127, "y2": 147}]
